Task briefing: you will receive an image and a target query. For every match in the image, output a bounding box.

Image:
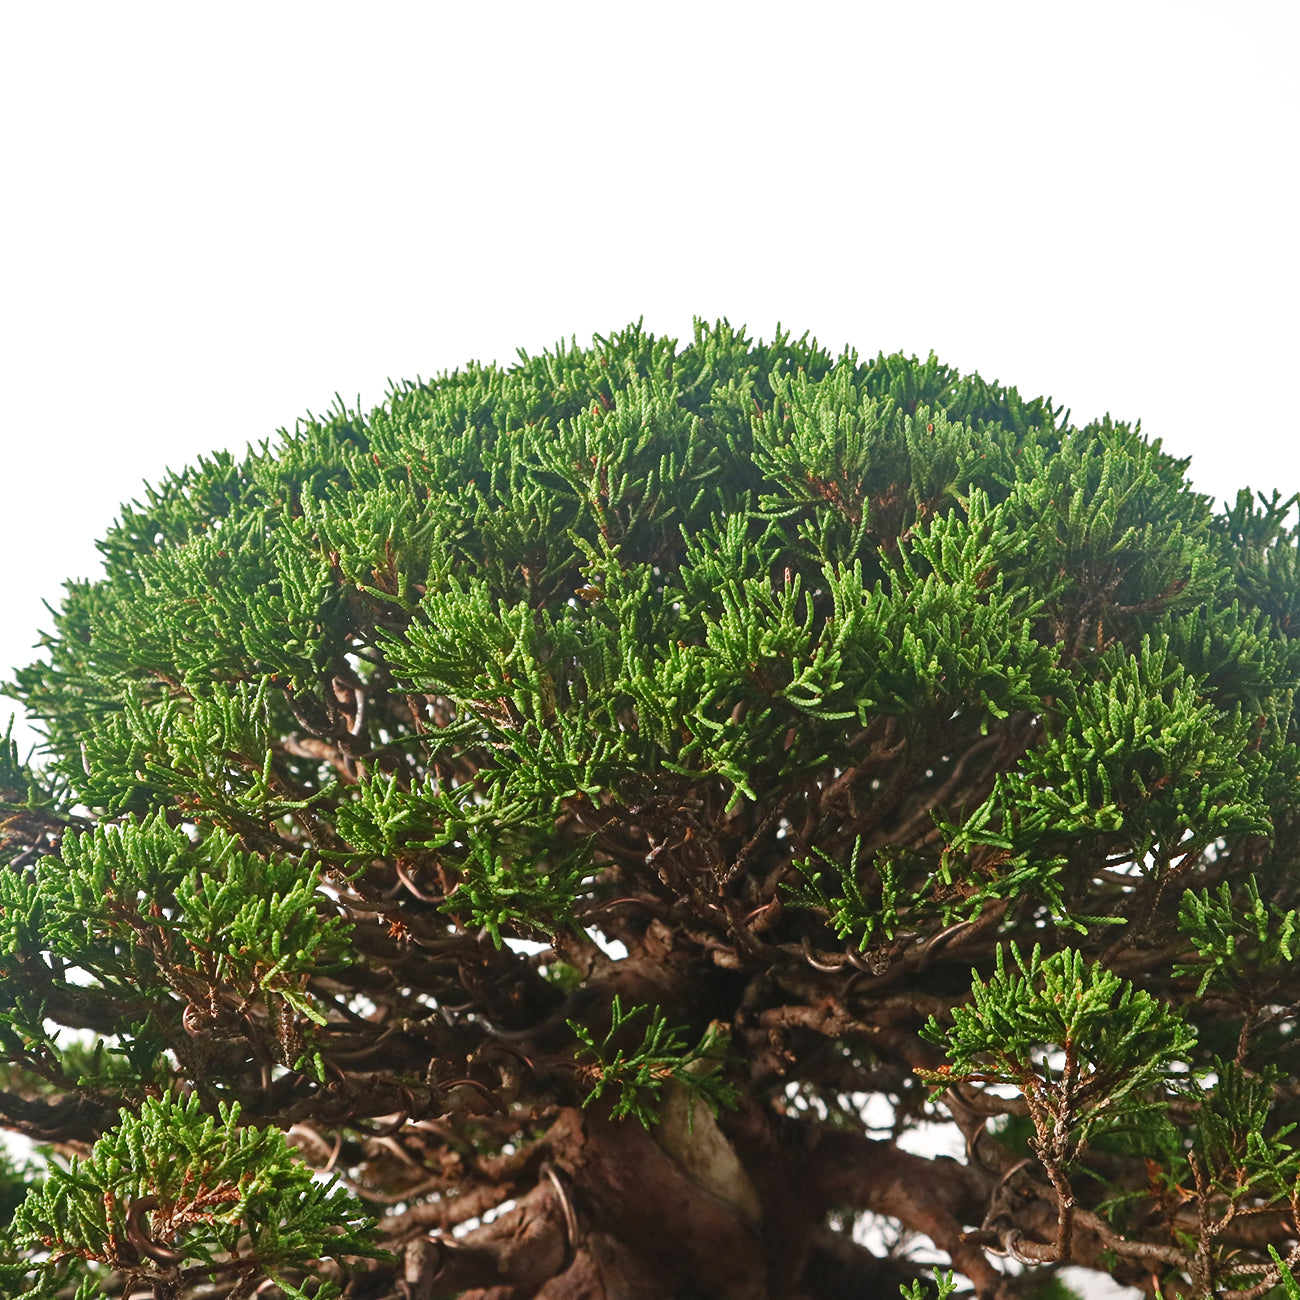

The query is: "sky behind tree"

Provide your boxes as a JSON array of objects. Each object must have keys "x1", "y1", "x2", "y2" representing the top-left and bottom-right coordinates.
[{"x1": 1, "y1": 6, "x2": 1296, "y2": 1292}]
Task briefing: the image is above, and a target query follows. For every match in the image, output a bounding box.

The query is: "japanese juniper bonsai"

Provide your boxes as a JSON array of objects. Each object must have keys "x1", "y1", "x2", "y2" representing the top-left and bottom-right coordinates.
[{"x1": 3, "y1": 321, "x2": 1300, "y2": 1300}]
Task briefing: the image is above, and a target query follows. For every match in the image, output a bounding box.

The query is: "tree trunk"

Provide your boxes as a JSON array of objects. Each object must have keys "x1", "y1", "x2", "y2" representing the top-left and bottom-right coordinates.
[{"x1": 414, "y1": 1096, "x2": 988, "y2": 1300}]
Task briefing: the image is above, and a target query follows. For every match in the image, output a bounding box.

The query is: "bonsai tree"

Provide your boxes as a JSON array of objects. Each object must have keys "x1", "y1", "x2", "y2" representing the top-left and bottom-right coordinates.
[{"x1": 3, "y1": 320, "x2": 1300, "y2": 1300}]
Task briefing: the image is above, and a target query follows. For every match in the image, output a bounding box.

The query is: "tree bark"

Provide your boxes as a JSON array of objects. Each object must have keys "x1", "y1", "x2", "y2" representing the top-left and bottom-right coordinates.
[{"x1": 400, "y1": 1098, "x2": 1004, "y2": 1300}]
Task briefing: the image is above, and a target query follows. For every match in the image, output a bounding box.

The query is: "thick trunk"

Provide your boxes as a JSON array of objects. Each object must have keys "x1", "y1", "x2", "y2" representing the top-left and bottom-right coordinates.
[
  {"x1": 407, "y1": 1099, "x2": 963, "y2": 1300},
  {"x1": 430, "y1": 1104, "x2": 767, "y2": 1299}
]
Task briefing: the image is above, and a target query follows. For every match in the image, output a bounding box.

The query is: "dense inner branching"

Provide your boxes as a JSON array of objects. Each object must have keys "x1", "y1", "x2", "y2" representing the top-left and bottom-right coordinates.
[{"x1": 3, "y1": 321, "x2": 1300, "y2": 1299}]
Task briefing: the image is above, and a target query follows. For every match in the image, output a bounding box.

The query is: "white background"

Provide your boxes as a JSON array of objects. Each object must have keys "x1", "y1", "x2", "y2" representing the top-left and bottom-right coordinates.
[{"x1": 2, "y1": 4, "x2": 1296, "y2": 1294}]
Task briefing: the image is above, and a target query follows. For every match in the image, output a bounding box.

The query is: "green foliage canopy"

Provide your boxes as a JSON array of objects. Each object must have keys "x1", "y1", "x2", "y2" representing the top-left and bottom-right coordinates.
[{"x1": 2, "y1": 321, "x2": 1300, "y2": 1298}]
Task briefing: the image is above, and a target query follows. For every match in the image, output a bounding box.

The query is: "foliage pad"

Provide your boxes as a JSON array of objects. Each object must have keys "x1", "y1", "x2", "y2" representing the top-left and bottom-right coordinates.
[{"x1": 3, "y1": 321, "x2": 1300, "y2": 1299}]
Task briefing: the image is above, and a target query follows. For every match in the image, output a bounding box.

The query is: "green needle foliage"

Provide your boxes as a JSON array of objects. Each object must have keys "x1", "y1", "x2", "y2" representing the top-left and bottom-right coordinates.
[
  {"x1": 568, "y1": 993, "x2": 737, "y2": 1126},
  {"x1": 1, "y1": 1093, "x2": 381, "y2": 1300},
  {"x1": 2, "y1": 320, "x2": 1300, "y2": 1299},
  {"x1": 918, "y1": 943, "x2": 1198, "y2": 1231}
]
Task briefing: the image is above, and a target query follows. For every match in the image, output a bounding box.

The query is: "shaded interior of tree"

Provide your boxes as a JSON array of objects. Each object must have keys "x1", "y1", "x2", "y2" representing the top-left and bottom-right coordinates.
[{"x1": 3, "y1": 322, "x2": 1300, "y2": 1299}]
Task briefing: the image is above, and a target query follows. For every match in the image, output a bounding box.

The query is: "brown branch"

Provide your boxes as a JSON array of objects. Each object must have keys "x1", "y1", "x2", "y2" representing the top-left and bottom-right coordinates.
[
  {"x1": 803, "y1": 1129, "x2": 1004, "y2": 1296},
  {"x1": 402, "y1": 1180, "x2": 569, "y2": 1294},
  {"x1": 0, "y1": 1086, "x2": 116, "y2": 1145},
  {"x1": 799, "y1": 1222, "x2": 926, "y2": 1297}
]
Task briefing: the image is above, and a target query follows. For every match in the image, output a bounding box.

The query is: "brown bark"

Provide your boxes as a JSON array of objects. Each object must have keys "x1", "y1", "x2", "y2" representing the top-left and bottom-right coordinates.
[
  {"x1": 387, "y1": 1098, "x2": 1000, "y2": 1300},
  {"x1": 431, "y1": 1105, "x2": 768, "y2": 1300}
]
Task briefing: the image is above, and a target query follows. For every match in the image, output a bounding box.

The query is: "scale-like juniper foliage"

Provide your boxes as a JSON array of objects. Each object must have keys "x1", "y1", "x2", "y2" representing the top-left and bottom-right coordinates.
[{"x1": 2, "y1": 321, "x2": 1300, "y2": 1299}]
